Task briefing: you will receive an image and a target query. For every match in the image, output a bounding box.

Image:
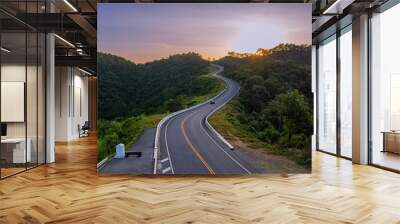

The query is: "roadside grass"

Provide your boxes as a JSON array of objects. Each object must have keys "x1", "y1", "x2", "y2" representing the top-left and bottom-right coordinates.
[
  {"x1": 183, "y1": 77, "x2": 225, "y2": 107},
  {"x1": 209, "y1": 99, "x2": 311, "y2": 169},
  {"x1": 181, "y1": 66, "x2": 225, "y2": 107},
  {"x1": 209, "y1": 100, "x2": 265, "y2": 148},
  {"x1": 97, "y1": 113, "x2": 166, "y2": 162}
]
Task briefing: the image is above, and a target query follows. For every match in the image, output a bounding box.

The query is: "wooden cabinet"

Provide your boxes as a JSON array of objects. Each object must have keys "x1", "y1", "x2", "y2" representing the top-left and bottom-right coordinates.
[
  {"x1": 382, "y1": 132, "x2": 400, "y2": 154},
  {"x1": 0, "y1": 138, "x2": 31, "y2": 165}
]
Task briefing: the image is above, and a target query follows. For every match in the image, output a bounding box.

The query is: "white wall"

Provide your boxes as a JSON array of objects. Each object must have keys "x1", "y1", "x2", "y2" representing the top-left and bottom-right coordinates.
[
  {"x1": 1, "y1": 65, "x2": 26, "y2": 140},
  {"x1": 72, "y1": 72, "x2": 89, "y2": 138},
  {"x1": 55, "y1": 67, "x2": 70, "y2": 141},
  {"x1": 1, "y1": 65, "x2": 40, "y2": 138},
  {"x1": 55, "y1": 67, "x2": 89, "y2": 141},
  {"x1": 1, "y1": 63, "x2": 46, "y2": 164}
]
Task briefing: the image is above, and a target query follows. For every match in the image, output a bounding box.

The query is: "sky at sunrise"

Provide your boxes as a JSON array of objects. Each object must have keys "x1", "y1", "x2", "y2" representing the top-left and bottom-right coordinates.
[{"x1": 98, "y1": 3, "x2": 311, "y2": 63}]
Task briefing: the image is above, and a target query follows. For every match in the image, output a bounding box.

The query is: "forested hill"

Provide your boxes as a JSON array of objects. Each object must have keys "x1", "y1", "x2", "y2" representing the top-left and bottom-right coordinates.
[
  {"x1": 215, "y1": 44, "x2": 312, "y2": 167},
  {"x1": 217, "y1": 44, "x2": 312, "y2": 110},
  {"x1": 98, "y1": 52, "x2": 210, "y2": 119}
]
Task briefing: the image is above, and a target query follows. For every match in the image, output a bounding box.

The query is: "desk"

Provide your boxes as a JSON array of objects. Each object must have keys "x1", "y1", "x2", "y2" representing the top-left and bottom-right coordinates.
[
  {"x1": 382, "y1": 131, "x2": 400, "y2": 154},
  {"x1": 1, "y1": 138, "x2": 31, "y2": 163}
]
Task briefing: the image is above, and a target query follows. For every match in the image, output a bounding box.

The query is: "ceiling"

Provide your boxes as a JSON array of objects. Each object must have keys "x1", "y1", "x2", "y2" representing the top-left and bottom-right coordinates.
[
  {"x1": 1, "y1": 0, "x2": 394, "y2": 73},
  {"x1": 0, "y1": 0, "x2": 97, "y2": 74}
]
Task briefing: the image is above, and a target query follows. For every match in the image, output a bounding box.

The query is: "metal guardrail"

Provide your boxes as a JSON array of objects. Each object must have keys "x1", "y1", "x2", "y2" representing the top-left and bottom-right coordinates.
[
  {"x1": 203, "y1": 78, "x2": 239, "y2": 150},
  {"x1": 153, "y1": 64, "x2": 237, "y2": 174},
  {"x1": 97, "y1": 155, "x2": 112, "y2": 171}
]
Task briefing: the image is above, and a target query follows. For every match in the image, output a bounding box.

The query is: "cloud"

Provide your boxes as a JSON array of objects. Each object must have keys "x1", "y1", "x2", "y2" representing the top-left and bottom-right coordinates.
[{"x1": 98, "y1": 3, "x2": 311, "y2": 63}]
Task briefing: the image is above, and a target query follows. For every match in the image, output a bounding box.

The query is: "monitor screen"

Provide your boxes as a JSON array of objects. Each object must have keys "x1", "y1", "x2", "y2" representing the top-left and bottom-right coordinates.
[{"x1": 1, "y1": 123, "x2": 7, "y2": 137}]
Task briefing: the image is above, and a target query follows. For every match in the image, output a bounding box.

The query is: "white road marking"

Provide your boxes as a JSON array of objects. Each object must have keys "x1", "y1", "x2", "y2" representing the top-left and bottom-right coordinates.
[
  {"x1": 164, "y1": 116, "x2": 175, "y2": 174},
  {"x1": 199, "y1": 115, "x2": 252, "y2": 174},
  {"x1": 162, "y1": 166, "x2": 171, "y2": 174},
  {"x1": 161, "y1": 158, "x2": 169, "y2": 163}
]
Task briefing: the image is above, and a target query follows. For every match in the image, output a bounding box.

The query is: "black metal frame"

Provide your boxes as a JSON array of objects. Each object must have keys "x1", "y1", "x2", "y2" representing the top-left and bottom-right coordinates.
[
  {"x1": 367, "y1": 10, "x2": 373, "y2": 166},
  {"x1": 315, "y1": 22, "x2": 353, "y2": 162},
  {"x1": 336, "y1": 24, "x2": 341, "y2": 157},
  {"x1": 315, "y1": 44, "x2": 319, "y2": 152}
]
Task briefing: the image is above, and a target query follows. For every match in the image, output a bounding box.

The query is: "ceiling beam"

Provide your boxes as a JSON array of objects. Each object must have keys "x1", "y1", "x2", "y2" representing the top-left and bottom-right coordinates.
[
  {"x1": 67, "y1": 14, "x2": 96, "y2": 38},
  {"x1": 55, "y1": 55, "x2": 96, "y2": 73}
]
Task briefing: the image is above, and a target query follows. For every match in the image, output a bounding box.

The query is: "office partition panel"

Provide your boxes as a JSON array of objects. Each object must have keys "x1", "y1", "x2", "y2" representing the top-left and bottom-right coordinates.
[
  {"x1": 0, "y1": 31, "x2": 28, "y2": 178},
  {"x1": 0, "y1": 2, "x2": 47, "y2": 179}
]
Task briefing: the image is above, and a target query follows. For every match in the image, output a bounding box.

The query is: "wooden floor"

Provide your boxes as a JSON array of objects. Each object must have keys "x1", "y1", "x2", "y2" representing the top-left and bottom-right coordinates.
[
  {"x1": 0, "y1": 135, "x2": 400, "y2": 223},
  {"x1": 1, "y1": 167, "x2": 26, "y2": 178},
  {"x1": 372, "y1": 150, "x2": 400, "y2": 171}
]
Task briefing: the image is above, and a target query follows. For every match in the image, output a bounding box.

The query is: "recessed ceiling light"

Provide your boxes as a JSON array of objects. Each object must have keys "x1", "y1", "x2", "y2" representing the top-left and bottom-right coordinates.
[
  {"x1": 54, "y1": 34, "x2": 75, "y2": 48},
  {"x1": 63, "y1": 0, "x2": 78, "y2": 12},
  {"x1": 78, "y1": 68, "x2": 92, "y2": 76},
  {"x1": 323, "y1": 0, "x2": 355, "y2": 15},
  {"x1": 1, "y1": 47, "x2": 11, "y2": 53}
]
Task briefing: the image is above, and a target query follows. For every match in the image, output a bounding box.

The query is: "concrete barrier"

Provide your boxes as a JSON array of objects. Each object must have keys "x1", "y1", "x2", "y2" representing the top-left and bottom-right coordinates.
[
  {"x1": 97, "y1": 156, "x2": 112, "y2": 171},
  {"x1": 115, "y1": 143, "x2": 126, "y2": 158}
]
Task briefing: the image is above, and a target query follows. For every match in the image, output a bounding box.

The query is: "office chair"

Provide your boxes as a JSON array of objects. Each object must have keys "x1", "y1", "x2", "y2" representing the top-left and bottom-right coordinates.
[{"x1": 79, "y1": 121, "x2": 90, "y2": 138}]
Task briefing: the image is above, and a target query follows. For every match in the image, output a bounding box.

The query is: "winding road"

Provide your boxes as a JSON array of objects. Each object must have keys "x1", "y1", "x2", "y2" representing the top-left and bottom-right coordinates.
[{"x1": 156, "y1": 64, "x2": 261, "y2": 174}]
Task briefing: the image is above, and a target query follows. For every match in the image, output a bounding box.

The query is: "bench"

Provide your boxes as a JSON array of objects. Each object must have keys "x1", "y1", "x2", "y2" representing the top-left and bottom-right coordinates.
[{"x1": 126, "y1": 151, "x2": 142, "y2": 157}]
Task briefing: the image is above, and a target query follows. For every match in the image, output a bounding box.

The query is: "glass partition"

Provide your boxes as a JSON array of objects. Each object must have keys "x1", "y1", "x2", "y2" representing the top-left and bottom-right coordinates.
[
  {"x1": 0, "y1": 2, "x2": 46, "y2": 179},
  {"x1": 317, "y1": 35, "x2": 337, "y2": 154},
  {"x1": 27, "y1": 31, "x2": 38, "y2": 169},
  {"x1": 1, "y1": 31, "x2": 28, "y2": 177},
  {"x1": 370, "y1": 3, "x2": 400, "y2": 171}
]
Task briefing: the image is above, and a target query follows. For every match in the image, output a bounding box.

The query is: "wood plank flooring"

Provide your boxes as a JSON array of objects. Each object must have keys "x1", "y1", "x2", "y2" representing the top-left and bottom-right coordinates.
[{"x1": 0, "y1": 135, "x2": 399, "y2": 223}]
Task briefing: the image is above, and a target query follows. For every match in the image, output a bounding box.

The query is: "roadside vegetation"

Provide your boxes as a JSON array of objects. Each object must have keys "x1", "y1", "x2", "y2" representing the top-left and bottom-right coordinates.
[
  {"x1": 97, "y1": 113, "x2": 166, "y2": 162},
  {"x1": 97, "y1": 53, "x2": 224, "y2": 161},
  {"x1": 97, "y1": 44, "x2": 312, "y2": 168},
  {"x1": 213, "y1": 44, "x2": 312, "y2": 169}
]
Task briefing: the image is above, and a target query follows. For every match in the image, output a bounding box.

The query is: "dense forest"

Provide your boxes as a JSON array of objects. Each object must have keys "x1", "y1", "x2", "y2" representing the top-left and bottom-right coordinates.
[
  {"x1": 97, "y1": 53, "x2": 224, "y2": 161},
  {"x1": 215, "y1": 44, "x2": 312, "y2": 167},
  {"x1": 98, "y1": 44, "x2": 312, "y2": 166},
  {"x1": 98, "y1": 52, "x2": 215, "y2": 119}
]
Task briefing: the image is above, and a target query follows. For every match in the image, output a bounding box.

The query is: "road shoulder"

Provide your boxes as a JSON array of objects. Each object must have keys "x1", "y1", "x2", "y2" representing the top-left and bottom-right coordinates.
[
  {"x1": 99, "y1": 128, "x2": 156, "y2": 174},
  {"x1": 209, "y1": 100, "x2": 308, "y2": 174}
]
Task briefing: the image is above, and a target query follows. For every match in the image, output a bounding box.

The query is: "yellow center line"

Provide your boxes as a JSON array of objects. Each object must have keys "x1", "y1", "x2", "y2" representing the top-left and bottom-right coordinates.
[{"x1": 181, "y1": 112, "x2": 215, "y2": 174}]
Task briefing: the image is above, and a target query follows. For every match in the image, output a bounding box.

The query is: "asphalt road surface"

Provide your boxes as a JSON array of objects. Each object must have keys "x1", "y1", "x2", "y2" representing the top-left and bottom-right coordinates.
[
  {"x1": 100, "y1": 128, "x2": 155, "y2": 174},
  {"x1": 157, "y1": 64, "x2": 263, "y2": 174}
]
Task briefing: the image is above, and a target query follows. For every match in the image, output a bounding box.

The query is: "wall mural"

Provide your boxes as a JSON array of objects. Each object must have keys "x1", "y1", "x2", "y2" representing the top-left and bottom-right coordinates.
[{"x1": 97, "y1": 3, "x2": 312, "y2": 175}]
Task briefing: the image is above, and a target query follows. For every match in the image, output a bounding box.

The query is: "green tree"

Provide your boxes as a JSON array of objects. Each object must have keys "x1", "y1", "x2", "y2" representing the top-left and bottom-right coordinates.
[
  {"x1": 165, "y1": 96, "x2": 185, "y2": 112},
  {"x1": 98, "y1": 52, "x2": 210, "y2": 119},
  {"x1": 266, "y1": 90, "x2": 312, "y2": 147}
]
